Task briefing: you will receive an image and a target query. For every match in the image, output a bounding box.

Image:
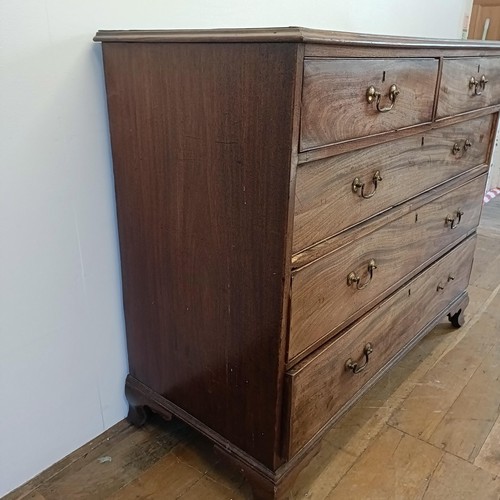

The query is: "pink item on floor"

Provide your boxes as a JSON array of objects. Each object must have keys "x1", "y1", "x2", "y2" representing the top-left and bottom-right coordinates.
[{"x1": 484, "y1": 188, "x2": 500, "y2": 204}]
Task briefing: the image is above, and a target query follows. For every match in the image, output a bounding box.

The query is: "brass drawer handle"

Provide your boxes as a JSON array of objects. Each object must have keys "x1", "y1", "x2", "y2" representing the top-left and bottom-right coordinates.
[
  {"x1": 347, "y1": 259, "x2": 377, "y2": 290},
  {"x1": 437, "y1": 275, "x2": 456, "y2": 291},
  {"x1": 352, "y1": 170, "x2": 382, "y2": 199},
  {"x1": 452, "y1": 139, "x2": 473, "y2": 156},
  {"x1": 469, "y1": 75, "x2": 488, "y2": 96},
  {"x1": 345, "y1": 343, "x2": 373, "y2": 374},
  {"x1": 366, "y1": 84, "x2": 400, "y2": 112},
  {"x1": 445, "y1": 209, "x2": 464, "y2": 229}
]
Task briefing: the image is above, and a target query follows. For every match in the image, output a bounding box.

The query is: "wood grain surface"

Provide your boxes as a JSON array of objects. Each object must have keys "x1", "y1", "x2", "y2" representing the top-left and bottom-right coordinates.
[
  {"x1": 291, "y1": 165, "x2": 489, "y2": 270},
  {"x1": 288, "y1": 174, "x2": 487, "y2": 361},
  {"x1": 300, "y1": 58, "x2": 438, "y2": 150},
  {"x1": 293, "y1": 115, "x2": 494, "y2": 252},
  {"x1": 437, "y1": 57, "x2": 500, "y2": 118},
  {"x1": 102, "y1": 42, "x2": 298, "y2": 469},
  {"x1": 298, "y1": 106, "x2": 500, "y2": 164},
  {"x1": 285, "y1": 235, "x2": 477, "y2": 457}
]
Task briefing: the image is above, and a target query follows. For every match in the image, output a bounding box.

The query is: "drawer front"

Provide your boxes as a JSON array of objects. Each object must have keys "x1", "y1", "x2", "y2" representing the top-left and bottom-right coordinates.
[
  {"x1": 437, "y1": 57, "x2": 500, "y2": 118},
  {"x1": 285, "y1": 235, "x2": 477, "y2": 457},
  {"x1": 300, "y1": 58, "x2": 438, "y2": 150},
  {"x1": 289, "y1": 174, "x2": 486, "y2": 361},
  {"x1": 293, "y1": 115, "x2": 493, "y2": 253}
]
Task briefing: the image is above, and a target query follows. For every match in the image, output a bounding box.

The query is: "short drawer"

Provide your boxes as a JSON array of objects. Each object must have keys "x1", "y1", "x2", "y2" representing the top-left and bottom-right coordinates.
[
  {"x1": 293, "y1": 114, "x2": 494, "y2": 253},
  {"x1": 288, "y1": 174, "x2": 486, "y2": 361},
  {"x1": 285, "y1": 235, "x2": 477, "y2": 457},
  {"x1": 437, "y1": 57, "x2": 500, "y2": 118},
  {"x1": 300, "y1": 58, "x2": 438, "y2": 150}
]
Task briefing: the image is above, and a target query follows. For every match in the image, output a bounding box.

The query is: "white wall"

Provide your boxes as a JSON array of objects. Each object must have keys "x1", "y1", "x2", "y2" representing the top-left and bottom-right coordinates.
[{"x1": 0, "y1": 0, "x2": 469, "y2": 495}]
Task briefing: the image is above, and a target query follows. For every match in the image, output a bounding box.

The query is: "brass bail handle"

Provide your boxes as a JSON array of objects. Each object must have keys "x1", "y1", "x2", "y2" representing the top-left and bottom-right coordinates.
[
  {"x1": 345, "y1": 343, "x2": 374, "y2": 374},
  {"x1": 352, "y1": 170, "x2": 383, "y2": 199},
  {"x1": 452, "y1": 139, "x2": 473, "y2": 156},
  {"x1": 469, "y1": 75, "x2": 488, "y2": 96},
  {"x1": 347, "y1": 259, "x2": 377, "y2": 290},
  {"x1": 437, "y1": 274, "x2": 456, "y2": 292},
  {"x1": 366, "y1": 84, "x2": 400, "y2": 112},
  {"x1": 445, "y1": 209, "x2": 464, "y2": 229}
]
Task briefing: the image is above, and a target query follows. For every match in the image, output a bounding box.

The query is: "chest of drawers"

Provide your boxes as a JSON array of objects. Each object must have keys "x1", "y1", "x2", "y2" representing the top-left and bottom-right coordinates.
[{"x1": 94, "y1": 28, "x2": 500, "y2": 499}]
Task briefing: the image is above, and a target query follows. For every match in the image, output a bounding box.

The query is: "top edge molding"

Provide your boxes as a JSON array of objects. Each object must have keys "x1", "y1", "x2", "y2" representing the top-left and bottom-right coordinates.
[{"x1": 93, "y1": 26, "x2": 500, "y2": 49}]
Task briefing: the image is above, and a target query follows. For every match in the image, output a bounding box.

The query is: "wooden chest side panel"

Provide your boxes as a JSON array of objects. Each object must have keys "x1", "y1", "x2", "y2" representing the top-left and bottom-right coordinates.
[{"x1": 102, "y1": 42, "x2": 298, "y2": 468}]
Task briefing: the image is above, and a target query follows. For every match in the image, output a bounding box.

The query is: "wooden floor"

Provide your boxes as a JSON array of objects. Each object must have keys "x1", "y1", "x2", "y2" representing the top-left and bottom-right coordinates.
[{"x1": 6, "y1": 198, "x2": 500, "y2": 500}]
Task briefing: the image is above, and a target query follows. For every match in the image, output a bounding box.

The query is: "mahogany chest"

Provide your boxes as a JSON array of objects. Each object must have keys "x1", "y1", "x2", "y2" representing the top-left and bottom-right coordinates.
[{"x1": 94, "y1": 27, "x2": 500, "y2": 499}]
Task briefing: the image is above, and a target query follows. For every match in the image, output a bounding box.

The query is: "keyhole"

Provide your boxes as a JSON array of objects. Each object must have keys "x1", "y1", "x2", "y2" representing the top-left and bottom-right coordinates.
[
  {"x1": 421, "y1": 137, "x2": 425, "y2": 147},
  {"x1": 408, "y1": 289, "x2": 411, "y2": 296},
  {"x1": 478, "y1": 64, "x2": 481, "y2": 73},
  {"x1": 415, "y1": 213, "x2": 419, "y2": 223},
  {"x1": 382, "y1": 71, "x2": 386, "y2": 82}
]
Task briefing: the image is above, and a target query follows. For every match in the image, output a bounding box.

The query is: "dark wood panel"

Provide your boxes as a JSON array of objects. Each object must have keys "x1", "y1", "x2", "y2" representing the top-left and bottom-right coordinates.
[
  {"x1": 102, "y1": 42, "x2": 298, "y2": 469},
  {"x1": 289, "y1": 174, "x2": 487, "y2": 361},
  {"x1": 300, "y1": 58, "x2": 438, "y2": 150},
  {"x1": 437, "y1": 57, "x2": 500, "y2": 118},
  {"x1": 286, "y1": 235, "x2": 477, "y2": 456},
  {"x1": 293, "y1": 115, "x2": 493, "y2": 252}
]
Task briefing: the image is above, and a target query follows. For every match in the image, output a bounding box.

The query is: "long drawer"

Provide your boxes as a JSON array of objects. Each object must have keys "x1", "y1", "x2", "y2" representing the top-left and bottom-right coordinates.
[
  {"x1": 437, "y1": 57, "x2": 500, "y2": 118},
  {"x1": 288, "y1": 173, "x2": 486, "y2": 361},
  {"x1": 285, "y1": 235, "x2": 477, "y2": 457},
  {"x1": 293, "y1": 115, "x2": 494, "y2": 253},
  {"x1": 300, "y1": 58, "x2": 438, "y2": 150}
]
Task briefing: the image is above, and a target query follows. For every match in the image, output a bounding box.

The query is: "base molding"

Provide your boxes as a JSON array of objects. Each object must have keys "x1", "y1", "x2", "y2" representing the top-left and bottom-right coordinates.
[
  {"x1": 214, "y1": 445, "x2": 319, "y2": 500},
  {"x1": 124, "y1": 375, "x2": 276, "y2": 479}
]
